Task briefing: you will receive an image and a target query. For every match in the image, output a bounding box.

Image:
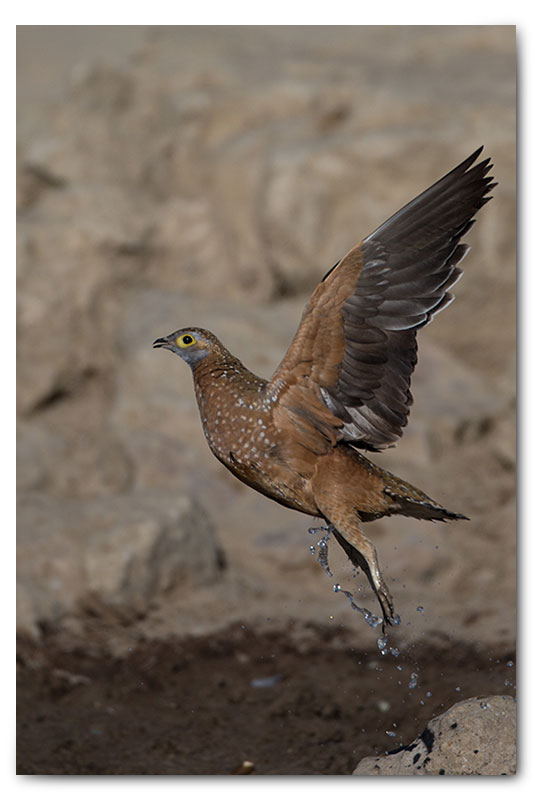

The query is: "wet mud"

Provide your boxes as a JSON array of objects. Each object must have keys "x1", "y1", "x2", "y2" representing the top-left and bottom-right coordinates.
[{"x1": 17, "y1": 623, "x2": 515, "y2": 775}]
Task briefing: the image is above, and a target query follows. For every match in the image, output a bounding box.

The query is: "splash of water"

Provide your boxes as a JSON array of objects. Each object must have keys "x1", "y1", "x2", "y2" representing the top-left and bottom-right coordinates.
[
  {"x1": 308, "y1": 524, "x2": 402, "y2": 633},
  {"x1": 333, "y1": 583, "x2": 383, "y2": 629},
  {"x1": 308, "y1": 525, "x2": 333, "y2": 577},
  {"x1": 308, "y1": 526, "x2": 329, "y2": 536},
  {"x1": 316, "y1": 538, "x2": 332, "y2": 577}
]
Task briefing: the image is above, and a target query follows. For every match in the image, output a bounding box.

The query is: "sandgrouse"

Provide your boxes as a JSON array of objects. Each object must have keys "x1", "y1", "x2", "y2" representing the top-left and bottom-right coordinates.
[{"x1": 154, "y1": 147, "x2": 495, "y2": 628}]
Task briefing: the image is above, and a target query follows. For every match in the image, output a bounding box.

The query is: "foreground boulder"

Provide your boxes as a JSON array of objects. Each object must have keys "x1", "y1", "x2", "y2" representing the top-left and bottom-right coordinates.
[{"x1": 353, "y1": 695, "x2": 516, "y2": 775}]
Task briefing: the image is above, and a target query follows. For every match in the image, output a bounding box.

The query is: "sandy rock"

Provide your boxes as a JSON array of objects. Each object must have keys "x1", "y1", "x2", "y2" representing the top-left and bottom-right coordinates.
[
  {"x1": 353, "y1": 695, "x2": 516, "y2": 775},
  {"x1": 16, "y1": 180, "x2": 152, "y2": 414},
  {"x1": 17, "y1": 491, "x2": 223, "y2": 634},
  {"x1": 17, "y1": 421, "x2": 134, "y2": 497}
]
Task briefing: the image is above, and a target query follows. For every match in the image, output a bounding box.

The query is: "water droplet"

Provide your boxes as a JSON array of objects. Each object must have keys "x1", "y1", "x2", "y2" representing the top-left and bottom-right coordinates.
[
  {"x1": 308, "y1": 526, "x2": 328, "y2": 536},
  {"x1": 364, "y1": 610, "x2": 383, "y2": 629},
  {"x1": 480, "y1": 701, "x2": 488, "y2": 710},
  {"x1": 426, "y1": 691, "x2": 432, "y2": 697},
  {"x1": 456, "y1": 686, "x2": 461, "y2": 692},
  {"x1": 408, "y1": 672, "x2": 419, "y2": 690},
  {"x1": 416, "y1": 606, "x2": 424, "y2": 613},
  {"x1": 377, "y1": 636, "x2": 388, "y2": 654},
  {"x1": 309, "y1": 545, "x2": 316, "y2": 555},
  {"x1": 390, "y1": 647, "x2": 400, "y2": 657},
  {"x1": 251, "y1": 674, "x2": 283, "y2": 689},
  {"x1": 397, "y1": 665, "x2": 403, "y2": 671},
  {"x1": 506, "y1": 660, "x2": 514, "y2": 667},
  {"x1": 385, "y1": 730, "x2": 397, "y2": 738},
  {"x1": 333, "y1": 583, "x2": 341, "y2": 592}
]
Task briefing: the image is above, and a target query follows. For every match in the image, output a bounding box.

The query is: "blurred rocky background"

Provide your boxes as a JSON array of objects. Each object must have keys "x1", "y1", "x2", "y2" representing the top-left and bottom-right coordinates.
[{"x1": 16, "y1": 25, "x2": 516, "y2": 775}]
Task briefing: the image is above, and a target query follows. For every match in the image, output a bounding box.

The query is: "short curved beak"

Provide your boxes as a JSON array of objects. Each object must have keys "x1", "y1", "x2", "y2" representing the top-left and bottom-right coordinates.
[{"x1": 153, "y1": 336, "x2": 172, "y2": 350}]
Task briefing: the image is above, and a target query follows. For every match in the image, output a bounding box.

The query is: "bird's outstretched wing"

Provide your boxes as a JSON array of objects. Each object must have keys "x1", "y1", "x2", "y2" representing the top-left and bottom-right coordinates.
[{"x1": 270, "y1": 147, "x2": 496, "y2": 453}]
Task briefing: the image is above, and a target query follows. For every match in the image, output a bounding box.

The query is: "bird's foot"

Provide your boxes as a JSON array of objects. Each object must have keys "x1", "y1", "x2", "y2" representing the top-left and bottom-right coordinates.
[{"x1": 375, "y1": 583, "x2": 401, "y2": 632}]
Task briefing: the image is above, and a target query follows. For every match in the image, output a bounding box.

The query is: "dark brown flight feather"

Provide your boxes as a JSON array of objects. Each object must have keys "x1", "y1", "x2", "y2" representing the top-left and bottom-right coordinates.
[{"x1": 273, "y1": 146, "x2": 496, "y2": 451}]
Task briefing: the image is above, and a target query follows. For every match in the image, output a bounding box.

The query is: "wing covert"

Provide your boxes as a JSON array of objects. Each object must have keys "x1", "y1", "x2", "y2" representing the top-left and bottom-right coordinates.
[{"x1": 270, "y1": 147, "x2": 496, "y2": 452}]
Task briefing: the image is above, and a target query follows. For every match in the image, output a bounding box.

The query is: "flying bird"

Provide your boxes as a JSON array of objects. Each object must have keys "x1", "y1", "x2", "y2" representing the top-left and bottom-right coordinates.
[{"x1": 153, "y1": 147, "x2": 495, "y2": 628}]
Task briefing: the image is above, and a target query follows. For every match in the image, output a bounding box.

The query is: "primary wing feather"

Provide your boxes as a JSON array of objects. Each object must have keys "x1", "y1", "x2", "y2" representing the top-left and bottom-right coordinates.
[{"x1": 271, "y1": 147, "x2": 496, "y2": 454}]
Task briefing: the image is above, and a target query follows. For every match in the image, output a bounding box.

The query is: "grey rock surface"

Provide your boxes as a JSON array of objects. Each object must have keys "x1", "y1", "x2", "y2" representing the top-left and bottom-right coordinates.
[{"x1": 353, "y1": 695, "x2": 516, "y2": 775}]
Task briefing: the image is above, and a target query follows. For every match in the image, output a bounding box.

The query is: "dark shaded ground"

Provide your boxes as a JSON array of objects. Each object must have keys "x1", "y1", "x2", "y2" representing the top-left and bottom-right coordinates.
[{"x1": 17, "y1": 622, "x2": 515, "y2": 775}]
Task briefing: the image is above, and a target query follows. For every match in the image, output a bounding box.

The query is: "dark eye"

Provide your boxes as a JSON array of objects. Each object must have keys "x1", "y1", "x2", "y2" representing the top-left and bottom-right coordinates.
[{"x1": 183, "y1": 335, "x2": 193, "y2": 345}]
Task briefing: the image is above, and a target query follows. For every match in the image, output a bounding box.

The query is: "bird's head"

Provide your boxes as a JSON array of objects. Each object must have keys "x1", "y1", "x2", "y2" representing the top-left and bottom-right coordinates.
[{"x1": 152, "y1": 327, "x2": 220, "y2": 367}]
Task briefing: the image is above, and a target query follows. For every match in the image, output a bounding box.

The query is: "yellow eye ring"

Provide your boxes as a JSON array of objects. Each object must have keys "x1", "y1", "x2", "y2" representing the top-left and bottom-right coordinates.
[{"x1": 176, "y1": 333, "x2": 197, "y2": 348}]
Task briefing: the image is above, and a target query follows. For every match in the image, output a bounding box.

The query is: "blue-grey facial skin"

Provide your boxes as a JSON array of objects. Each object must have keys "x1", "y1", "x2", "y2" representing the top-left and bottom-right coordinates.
[
  {"x1": 152, "y1": 331, "x2": 210, "y2": 367},
  {"x1": 175, "y1": 344, "x2": 210, "y2": 366}
]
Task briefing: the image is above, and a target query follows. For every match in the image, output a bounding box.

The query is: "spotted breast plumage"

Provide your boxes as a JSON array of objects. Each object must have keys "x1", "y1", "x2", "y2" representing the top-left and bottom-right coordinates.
[{"x1": 153, "y1": 147, "x2": 495, "y2": 629}]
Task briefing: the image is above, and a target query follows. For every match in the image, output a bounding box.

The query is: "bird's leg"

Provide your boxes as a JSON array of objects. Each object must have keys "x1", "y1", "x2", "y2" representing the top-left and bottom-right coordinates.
[
  {"x1": 312, "y1": 458, "x2": 400, "y2": 629},
  {"x1": 331, "y1": 525, "x2": 399, "y2": 630}
]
